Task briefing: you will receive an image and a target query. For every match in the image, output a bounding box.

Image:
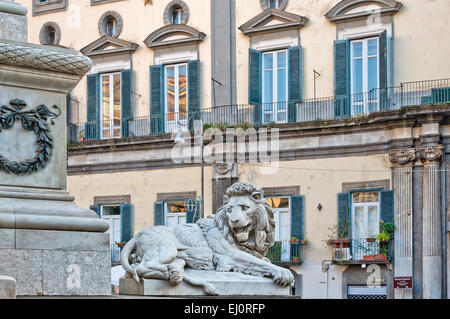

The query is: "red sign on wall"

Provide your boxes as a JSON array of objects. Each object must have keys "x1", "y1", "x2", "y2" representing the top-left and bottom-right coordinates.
[{"x1": 393, "y1": 277, "x2": 413, "y2": 289}]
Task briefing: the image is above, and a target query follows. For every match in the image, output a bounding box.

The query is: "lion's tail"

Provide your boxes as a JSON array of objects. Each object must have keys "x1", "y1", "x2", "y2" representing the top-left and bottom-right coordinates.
[{"x1": 120, "y1": 237, "x2": 137, "y2": 275}]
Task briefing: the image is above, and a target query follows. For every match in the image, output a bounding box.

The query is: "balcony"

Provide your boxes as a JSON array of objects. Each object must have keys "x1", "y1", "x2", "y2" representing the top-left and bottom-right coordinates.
[
  {"x1": 331, "y1": 238, "x2": 393, "y2": 265},
  {"x1": 68, "y1": 78, "x2": 450, "y2": 143},
  {"x1": 266, "y1": 241, "x2": 303, "y2": 266}
]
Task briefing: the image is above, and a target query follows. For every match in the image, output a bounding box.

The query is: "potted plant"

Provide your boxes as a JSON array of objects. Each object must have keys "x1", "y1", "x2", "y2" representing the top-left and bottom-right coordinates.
[
  {"x1": 292, "y1": 256, "x2": 300, "y2": 262},
  {"x1": 366, "y1": 236, "x2": 377, "y2": 243},
  {"x1": 363, "y1": 255, "x2": 375, "y2": 261},
  {"x1": 289, "y1": 237, "x2": 299, "y2": 244},
  {"x1": 115, "y1": 241, "x2": 127, "y2": 248},
  {"x1": 300, "y1": 238, "x2": 308, "y2": 245}
]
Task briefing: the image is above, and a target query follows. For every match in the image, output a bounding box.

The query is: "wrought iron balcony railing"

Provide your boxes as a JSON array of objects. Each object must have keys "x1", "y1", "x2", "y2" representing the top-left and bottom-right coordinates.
[
  {"x1": 68, "y1": 78, "x2": 450, "y2": 143},
  {"x1": 266, "y1": 240, "x2": 303, "y2": 265},
  {"x1": 331, "y1": 238, "x2": 393, "y2": 264}
]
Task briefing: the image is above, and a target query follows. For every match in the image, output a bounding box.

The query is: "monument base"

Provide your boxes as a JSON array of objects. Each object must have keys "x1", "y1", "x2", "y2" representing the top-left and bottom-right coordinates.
[
  {"x1": 119, "y1": 269, "x2": 290, "y2": 296},
  {"x1": 0, "y1": 275, "x2": 16, "y2": 299},
  {"x1": 0, "y1": 229, "x2": 111, "y2": 296}
]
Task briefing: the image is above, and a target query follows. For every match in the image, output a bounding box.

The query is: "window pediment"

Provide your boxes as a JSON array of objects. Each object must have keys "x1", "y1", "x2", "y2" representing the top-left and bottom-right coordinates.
[
  {"x1": 80, "y1": 36, "x2": 139, "y2": 57},
  {"x1": 325, "y1": 0, "x2": 402, "y2": 23},
  {"x1": 239, "y1": 8, "x2": 308, "y2": 36},
  {"x1": 143, "y1": 25, "x2": 206, "y2": 49}
]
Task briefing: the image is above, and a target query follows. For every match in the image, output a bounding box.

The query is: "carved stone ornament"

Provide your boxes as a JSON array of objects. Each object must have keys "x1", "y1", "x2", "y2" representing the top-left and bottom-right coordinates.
[
  {"x1": 389, "y1": 148, "x2": 416, "y2": 166},
  {"x1": 0, "y1": 99, "x2": 61, "y2": 175},
  {"x1": 213, "y1": 162, "x2": 233, "y2": 175},
  {"x1": 417, "y1": 145, "x2": 444, "y2": 165}
]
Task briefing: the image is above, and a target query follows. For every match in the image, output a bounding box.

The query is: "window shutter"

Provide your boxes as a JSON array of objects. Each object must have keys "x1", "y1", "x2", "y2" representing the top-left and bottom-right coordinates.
[
  {"x1": 89, "y1": 205, "x2": 101, "y2": 218},
  {"x1": 337, "y1": 192, "x2": 351, "y2": 239},
  {"x1": 150, "y1": 65, "x2": 165, "y2": 134},
  {"x1": 380, "y1": 190, "x2": 394, "y2": 225},
  {"x1": 334, "y1": 40, "x2": 351, "y2": 118},
  {"x1": 188, "y1": 60, "x2": 201, "y2": 130},
  {"x1": 121, "y1": 69, "x2": 133, "y2": 138},
  {"x1": 186, "y1": 200, "x2": 200, "y2": 224},
  {"x1": 288, "y1": 46, "x2": 303, "y2": 123},
  {"x1": 120, "y1": 204, "x2": 134, "y2": 242},
  {"x1": 249, "y1": 49, "x2": 262, "y2": 125},
  {"x1": 290, "y1": 196, "x2": 305, "y2": 240},
  {"x1": 66, "y1": 93, "x2": 72, "y2": 124},
  {"x1": 154, "y1": 201, "x2": 165, "y2": 226},
  {"x1": 379, "y1": 31, "x2": 388, "y2": 110},
  {"x1": 86, "y1": 73, "x2": 100, "y2": 139}
]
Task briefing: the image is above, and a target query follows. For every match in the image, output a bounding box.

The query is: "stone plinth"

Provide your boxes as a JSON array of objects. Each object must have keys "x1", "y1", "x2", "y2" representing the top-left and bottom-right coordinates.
[
  {"x1": 0, "y1": 0, "x2": 27, "y2": 42},
  {"x1": 0, "y1": 275, "x2": 16, "y2": 299},
  {"x1": 119, "y1": 269, "x2": 290, "y2": 296},
  {"x1": 0, "y1": 39, "x2": 109, "y2": 295}
]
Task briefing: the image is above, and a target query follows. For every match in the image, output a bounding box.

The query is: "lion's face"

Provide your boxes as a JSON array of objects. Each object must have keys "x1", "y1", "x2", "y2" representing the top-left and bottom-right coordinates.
[{"x1": 223, "y1": 195, "x2": 257, "y2": 242}]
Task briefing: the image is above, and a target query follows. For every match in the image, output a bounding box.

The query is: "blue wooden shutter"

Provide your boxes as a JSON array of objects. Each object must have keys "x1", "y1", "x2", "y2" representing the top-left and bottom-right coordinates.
[
  {"x1": 379, "y1": 31, "x2": 388, "y2": 110},
  {"x1": 120, "y1": 204, "x2": 134, "y2": 242},
  {"x1": 334, "y1": 40, "x2": 351, "y2": 118},
  {"x1": 188, "y1": 60, "x2": 201, "y2": 130},
  {"x1": 290, "y1": 196, "x2": 305, "y2": 240},
  {"x1": 86, "y1": 73, "x2": 100, "y2": 139},
  {"x1": 121, "y1": 69, "x2": 133, "y2": 138},
  {"x1": 89, "y1": 205, "x2": 101, "y2": 218},
  {"x1": 186, "y1": 200, "x2": 200, "y2": 224},
  {"x1": 66, "y1": 93, "x2": 72, "y2": 124},
  {"x1": 150, "y1": 65, "x2": 165, "y2": 134},
  {"x1": 249, "y1": 49, "x2": 262, "y2": 125},
  {"x1": 337, "y1": 192, "x2": 351, "y2": 239},
  {"x1": 154, "y1": 201, "x2": 164, "y2": 226},
  {"x1": 380, "y1": 190, "x2": 394, "y2": 225},
  {"x1": 288, "y1": 46, "x2": 303, "y2": 123}
]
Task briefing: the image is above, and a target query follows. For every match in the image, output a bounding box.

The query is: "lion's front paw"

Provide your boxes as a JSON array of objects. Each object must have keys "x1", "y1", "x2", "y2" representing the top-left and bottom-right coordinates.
[
  {"x1": 204, "y1": 283, "x2": 219, "y2": 296},
  {"x1": 272, "y1": 267, "x2": 294, "y2": 287}
]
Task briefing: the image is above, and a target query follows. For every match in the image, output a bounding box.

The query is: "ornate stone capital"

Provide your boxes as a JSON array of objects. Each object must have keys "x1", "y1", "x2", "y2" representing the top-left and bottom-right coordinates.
[
  {"x1": 417, "y1": 145, "x2": 443, "y2": 165},
  {"x1": 213, "y1": 162, "x2": 233, "y2": 176},
  {"x1": 389, "y1": 148, "x2": 416, "y2": 166}
]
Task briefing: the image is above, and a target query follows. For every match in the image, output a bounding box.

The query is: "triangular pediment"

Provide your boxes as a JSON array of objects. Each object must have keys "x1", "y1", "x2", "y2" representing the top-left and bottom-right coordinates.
[
  {"x1": 80, "y1": 36, "x2": 139, "y2": 57},
  {"x1": 239, "y1": 9, "x2": 308, "y2": 35},
  {"x1": 144, "y1": 25, "x2": 206, "y2": 49},
  {"x1": 325, "y1": 0, "x2": 402, "y2": 22}
]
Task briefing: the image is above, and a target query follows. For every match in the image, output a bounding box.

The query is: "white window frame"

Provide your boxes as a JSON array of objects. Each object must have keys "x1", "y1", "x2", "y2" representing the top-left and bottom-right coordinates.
[
  {"x1": 350, "y1": 37, "x2": 380, "y2": 115},
  {"x1": 262, "y1": 50, "x2": 288, "y2": 124},
  {"x1": 270, "y1": 196, "x2": 291, "y2": 262},
  {"x1": 164, "y1": 63, "x2": 189, "y2": 132},
  {"x1": 164, "y1": 201, "x2": 187, "y2": 227},
  {"x1": 100, "y1": 72, "x2": 122, "y2": 139},
  {"x1": 100, "y1": 204, "x2": 121, "y2": 263}
]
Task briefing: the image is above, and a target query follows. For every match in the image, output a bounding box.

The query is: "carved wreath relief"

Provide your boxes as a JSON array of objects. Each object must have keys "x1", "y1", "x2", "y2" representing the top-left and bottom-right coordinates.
[{"x1": 0, "y1": 99, "x2": 61, "y2": 175}]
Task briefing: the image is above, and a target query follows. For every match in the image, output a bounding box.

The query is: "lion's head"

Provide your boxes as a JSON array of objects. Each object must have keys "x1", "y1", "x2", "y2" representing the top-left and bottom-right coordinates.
[{"x1": 214, "y1": 182, "x2": 275, "y2": 259}]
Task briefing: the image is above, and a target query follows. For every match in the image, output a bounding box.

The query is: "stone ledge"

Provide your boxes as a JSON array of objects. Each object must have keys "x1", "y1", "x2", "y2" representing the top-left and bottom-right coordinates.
[
  {"x1": 119, "y1": 269, "x2": 290, "y2": 296},
  {"x1": 0, "y1": 275, "x2": 16, "y2": 299}
]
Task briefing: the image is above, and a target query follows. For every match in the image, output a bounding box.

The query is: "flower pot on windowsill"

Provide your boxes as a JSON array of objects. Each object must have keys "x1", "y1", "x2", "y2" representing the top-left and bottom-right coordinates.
[
  {"x1": 292, "y1": 257, "x2": 300, "y2": 262},
  {"x1": 299, "y1": 240, "x2": 308, "y2": 245},
  {"x1": 366, "y1": 238, "x2": 377, "y2": 243},
  {"x1": 374, "y1": 254, "x2": 387, "y2": 260},
  {"x1": 363, "y1": 255, "x2": 375, "y2": 261},
  {"x1": 329, "y1": 239, "x2": 350, "y2": 248}
]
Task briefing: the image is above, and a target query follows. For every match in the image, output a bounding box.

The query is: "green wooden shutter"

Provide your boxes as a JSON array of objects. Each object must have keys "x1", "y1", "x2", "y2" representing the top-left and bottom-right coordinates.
[
  {"x1": 290, "y1": 196, "x2": 305, "y2": 240},
  {"x1": 120, "y1": 204, "x2": 134, "y2": 242},
  {"x1": 86, "y1": 74, "x2": 100, "y2": 139},
  {"x1": 337, "y1": 192, "x2": 351, "y2": 239},
  {"x1": 379, "y1": 31, "x2": 388, "y2": 110},
  {"x1": 154, "y1": 201, "x2": 164, "y2": 226},
  {"x1": 334, "y1": 40, "x2": 351, "y2": 118},
  {"x1": 186, "y1": 200, "x2": 200, "y2": 224},
  {"x1": 380, "y1": 190, "x2": 394, "y2": 224},
  {"x1": 121, "y1": 69, "x2": 133, "y2": 138},
  {"x1": 249, "y1": 49, "x2": 262, "y2": 125},
  {"x1": 89, "y1": 205, "x2": 101, "y2": 218},
  {"x1": 288, "y1": 46, "x2": 303, "y2": 123},
  {"x1": 188, "y1": 60, "x2": 201, "y2": 130},
  {"x1": 66, "y1": 93, "x2": 72, "y2": 124},
  {"x1": 150, "y1": 65, "x2": 165, "y2": 134}
]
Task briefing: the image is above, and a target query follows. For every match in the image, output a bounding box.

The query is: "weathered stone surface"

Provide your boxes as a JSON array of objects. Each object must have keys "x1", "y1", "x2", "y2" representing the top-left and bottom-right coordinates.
[
  {"x1": 0, "y1": 249, "x2": 43, "y2": 295},
  {"x1": 0, "y1": 275, "x2": 16, "y2": 299},
  {"x1": 15, "y1": 229, "x2": 109, "y2": 251},
  {"x1": 120, "y1": 269, "x2": 290, "y2": 296},
  {"x1": 0, "y1": 11, "x2": 26, "y2": 42},
  {"x1": 0, "y1": 229, "x2": 14, "y2": 248},
  {"x1": 42, "y1": 250, "x2": 111, "y2": 296}
]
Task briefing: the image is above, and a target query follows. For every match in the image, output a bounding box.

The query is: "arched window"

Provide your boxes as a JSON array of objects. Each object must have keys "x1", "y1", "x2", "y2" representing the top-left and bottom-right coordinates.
[
  {"x1": 164, "y1": 1, "x2": 189, "y2": 25},
  {"x1": 261, "y1": 0, "x2": 288, "y2": 10},
  {"x1": 98, "y1": 11, "x2": 123, "y2": 38},
  {"x1": 39, "y1": 22, "x2": 61, "y2": 45},
  {"x1": 171, "y1": 6, "x2": 185, "y2": 24}
]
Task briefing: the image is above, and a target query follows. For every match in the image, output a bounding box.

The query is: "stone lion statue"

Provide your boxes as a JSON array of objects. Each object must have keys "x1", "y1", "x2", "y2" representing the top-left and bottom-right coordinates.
[{"x1": 120, "y1": 182, "x2": 294, "y2": 295}]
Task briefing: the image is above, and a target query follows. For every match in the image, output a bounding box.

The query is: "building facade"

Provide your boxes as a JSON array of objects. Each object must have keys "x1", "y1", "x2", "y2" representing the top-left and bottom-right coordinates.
[{"x1": 17, "y1": 0, "x2": 450, "y2": 299}]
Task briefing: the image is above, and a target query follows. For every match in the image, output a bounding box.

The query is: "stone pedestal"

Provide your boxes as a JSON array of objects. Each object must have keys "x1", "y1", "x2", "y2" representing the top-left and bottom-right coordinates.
[
  {"x1": 0, "y1": 9, "x2": 111, "y2": 296},
  {"x1": 0, "y1": 275, "x2": 16, "y2": 299},
  {"x1": 119, "y1": 269, "x2": 290, "y2": 296},
  {"x1": 0, "y1": 0, "x2": 27, "y2": 42}
]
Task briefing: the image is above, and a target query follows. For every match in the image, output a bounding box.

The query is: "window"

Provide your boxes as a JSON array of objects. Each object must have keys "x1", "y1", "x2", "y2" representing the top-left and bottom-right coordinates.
[
  {"x1": 39, "y1": 22, "x2": 61, "y2": 45},
  {"x1": 165, "y1": 200, "x2": 187, "y2": 228},
  {"x1": 260, "y1": 0, "x2": 288, "y2": 10},
  {"x1": 101, "y1": 205, "x2": 121, "y2": 263},
  {"x1": 42, "y1": 26, "x2": 56, "y2": 44},
  {"x1": 98, "y1": 11, "x2": 123, "y2": 38},
  {"x1": 104, "y1": 17, "x2": 117, "y2": 37},
  {"x1": 100, "y1": 72, "x2": 122, "y2": 139},
  {"x1": 351, "y1": 38, "x2": 379, "y2": 114},
  {"x1": 165, "y1": 63, "x2": 188, "y2": 132},
  {"x1": 262, "y1": 50, "x2": 288, "y2": 124},
  {"x1": 267, "y1": 197, "x2": 290, "y2": 261},
  {"x1": 33, "y1": 0, "x2": 68, "y2": 16},
  {"x1": 171, "y1": 6, "x2": 185, "y2": 24},
  {"x1": 154, "y1": 197, "x2": 199, "y2": 227}
]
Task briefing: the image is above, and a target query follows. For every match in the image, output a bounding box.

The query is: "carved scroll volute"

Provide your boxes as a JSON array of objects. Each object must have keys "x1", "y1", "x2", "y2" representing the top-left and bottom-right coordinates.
[
  {"x1": 389, "y1": 149, "x2": 417, "y2": 167},
  {"x1": 417, "y1": 145, "x2": 444, "y2": 165}
]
